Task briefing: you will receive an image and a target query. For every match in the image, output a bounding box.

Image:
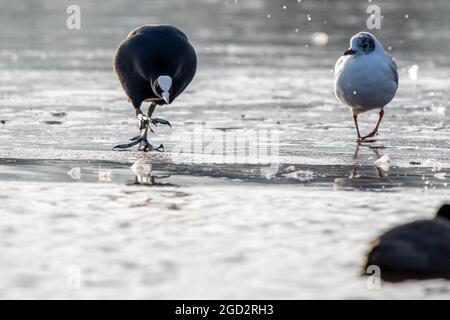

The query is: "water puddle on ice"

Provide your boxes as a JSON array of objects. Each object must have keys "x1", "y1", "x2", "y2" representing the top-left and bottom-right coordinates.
[{"x1": 0, "y1": 157, "x2": 449, "y2": 191}]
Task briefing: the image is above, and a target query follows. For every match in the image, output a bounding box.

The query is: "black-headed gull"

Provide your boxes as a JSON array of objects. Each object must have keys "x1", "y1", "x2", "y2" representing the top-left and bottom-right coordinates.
[{"x1": 334, "y1": 32, "x2": 398, "y2": 141}]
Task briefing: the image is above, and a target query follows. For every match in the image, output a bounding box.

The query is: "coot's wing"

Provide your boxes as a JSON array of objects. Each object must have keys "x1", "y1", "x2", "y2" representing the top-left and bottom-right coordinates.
[
  {"x1": 365, "y1": 220, "x2": 450, "y2": 278},
  {"x1": 172, "y1": 40, "x2": 197, "y2": 101},
  {"x1": 127, "y1": 24, "x2": 188, "y2": 41},
  {"x1": 113, "y1": 35, "x2": 154, "y2": 108}
]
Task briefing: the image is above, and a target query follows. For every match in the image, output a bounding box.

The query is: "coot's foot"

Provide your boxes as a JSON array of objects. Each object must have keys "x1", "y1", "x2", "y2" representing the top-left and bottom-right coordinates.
[
  {"x1": 150, "y1": 117, "x2": 171, "y2": 128},
  {"x1": 138, "y1": 140, "x2": 164, "y2": 152},
  {"x1": 113, "y1": 106, "x2": 170, "y2": 152},
  {"x1": 113, "y1": 130, "x2": 164, "y2": 152}
]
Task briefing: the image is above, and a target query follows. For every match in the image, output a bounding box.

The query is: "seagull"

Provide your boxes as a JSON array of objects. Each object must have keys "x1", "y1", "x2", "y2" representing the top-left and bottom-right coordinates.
[
  {"x1": 113, "y1": 25, "x2": 197, "y2": 151},
  {"x1": 334, "y1": 32, "x2": 398, "y2": 142},
  {"x1": 364, "y1": 205, "x2": 450, "y2": 281}
]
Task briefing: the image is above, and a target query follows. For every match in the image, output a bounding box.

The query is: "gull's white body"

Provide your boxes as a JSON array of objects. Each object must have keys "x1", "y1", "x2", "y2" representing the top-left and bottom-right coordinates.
[{"x1": 334, "y1": 34, "x2": 398, "y2": 115}]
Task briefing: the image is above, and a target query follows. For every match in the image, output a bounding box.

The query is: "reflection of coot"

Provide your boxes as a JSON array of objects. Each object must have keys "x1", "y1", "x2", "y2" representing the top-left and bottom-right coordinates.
[
  {"x1": 364, "y1": 205, "x2": 450, "y2": 281},
  {"x1": 128, "y1": 175, "x2": 175, "y2": 187},
  {"x1": 128, "y1": 158, "x2": 175, "y2": 187}
]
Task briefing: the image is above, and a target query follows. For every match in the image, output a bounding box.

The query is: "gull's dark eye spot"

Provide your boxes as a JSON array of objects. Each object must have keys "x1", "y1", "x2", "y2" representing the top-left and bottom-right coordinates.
[{"x1": 358, "y1": 36, "x2": 375, "y2": 52}]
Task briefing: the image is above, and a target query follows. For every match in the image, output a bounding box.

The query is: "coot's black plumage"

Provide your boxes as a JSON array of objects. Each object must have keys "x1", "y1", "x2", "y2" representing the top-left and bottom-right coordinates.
[
  {"x1": 113, "y1": 25, "x2": 197, "y2": 151},
  {"x1": 364, "y1": 205, "x2": 450, "y2": 281}
]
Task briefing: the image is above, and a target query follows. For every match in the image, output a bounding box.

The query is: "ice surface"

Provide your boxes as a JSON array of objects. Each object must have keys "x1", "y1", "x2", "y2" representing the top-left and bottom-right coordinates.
[{"x1": 1, "y1": 0, "x2": 450, "y2": 299}]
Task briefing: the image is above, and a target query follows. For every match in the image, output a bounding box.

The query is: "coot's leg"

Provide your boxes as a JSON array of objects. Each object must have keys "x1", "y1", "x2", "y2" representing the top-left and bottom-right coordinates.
[
  {"x1": 113, "y1": 103, "x2": 163, "y2": 152},
  {"x1": 147, "y1": 103, "x2": 171, "y2": 128}
]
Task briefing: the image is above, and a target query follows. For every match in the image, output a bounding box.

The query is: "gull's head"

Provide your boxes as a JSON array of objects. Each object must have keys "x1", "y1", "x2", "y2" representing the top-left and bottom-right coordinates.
[
  {"x1": 343, "y1": 32, "x2": 380, "y2": 56},
  {"x1": 154, "y1": 75, "x2": 172, "y2": 104}
]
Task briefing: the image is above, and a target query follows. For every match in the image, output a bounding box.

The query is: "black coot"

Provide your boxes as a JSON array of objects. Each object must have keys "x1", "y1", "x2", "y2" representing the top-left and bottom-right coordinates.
[
  {"x1": 113, "y1": 25, "x2": 197, "y2": 151},
  {"x1": 364, "y1": 205, "x2": 450, "y2": 281}
]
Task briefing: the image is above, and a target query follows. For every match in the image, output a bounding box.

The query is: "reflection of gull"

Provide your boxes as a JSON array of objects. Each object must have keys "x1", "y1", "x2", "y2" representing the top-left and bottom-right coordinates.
[
  {"x1": 334, "y1": 32, "x2": 398, "y2": 141},
  {"x1": 334, "y1": 144, "x2": 389, "y2": 190},
  {"x1": 364, "y1": 205, "x2": 450, "y2": 281},
  {"x1": 373, "y1": 154, "x2": 390, "y2": 172}
]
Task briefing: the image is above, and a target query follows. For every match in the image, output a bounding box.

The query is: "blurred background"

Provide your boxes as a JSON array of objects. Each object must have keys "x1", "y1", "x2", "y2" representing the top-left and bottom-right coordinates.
[{"x1": 1, "y1": 0, "x2": 450, "y2": 69}]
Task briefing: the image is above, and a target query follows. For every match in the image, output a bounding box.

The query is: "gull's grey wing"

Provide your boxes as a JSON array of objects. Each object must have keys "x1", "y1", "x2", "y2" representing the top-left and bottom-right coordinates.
[
  {"x1": 334, "y1": 55, "x2": 346, "y2": 77},
  {"x1": 387, "y1": 54, "x2": 399, "y2": 86}
]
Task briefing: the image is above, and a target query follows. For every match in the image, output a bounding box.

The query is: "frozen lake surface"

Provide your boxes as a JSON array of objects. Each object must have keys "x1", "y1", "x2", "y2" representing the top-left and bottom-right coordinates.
[{"x1": 1, "y1": 0, "x2": 450, "y2": 299}]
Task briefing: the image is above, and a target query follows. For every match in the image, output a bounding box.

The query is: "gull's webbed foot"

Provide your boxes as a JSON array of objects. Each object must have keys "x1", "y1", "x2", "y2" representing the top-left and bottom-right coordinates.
[
  {"x1": 357, "y1": 138, "x2": 377, "y2": 143},
  {"x1": 363, "y1": 130, "x2": 378, "y2": 139},
  {"x1": 357, "y1": 109, "x2": 384, "y2": 143}
]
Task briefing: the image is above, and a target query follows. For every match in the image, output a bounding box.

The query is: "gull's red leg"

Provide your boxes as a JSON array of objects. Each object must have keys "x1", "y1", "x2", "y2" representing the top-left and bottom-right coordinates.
[
  {"x1": 362, "y1": 109, "x2": 384, "y2": 140},
  {"x1": 353, "y1": 113, "x2": 362, "y2": 140},
  {"x1": 372, "y1": 108, "x2": 385, "y2": 135}
]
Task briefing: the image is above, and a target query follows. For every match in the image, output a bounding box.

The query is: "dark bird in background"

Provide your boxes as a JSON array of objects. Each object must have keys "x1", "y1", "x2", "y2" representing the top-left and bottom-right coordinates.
[
  {"x1": 113, "y1": 25, "x2": 197, "y2": 151},
  {"x1": 363, "y1": 205, "x2": 450, "y2": 281}
]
